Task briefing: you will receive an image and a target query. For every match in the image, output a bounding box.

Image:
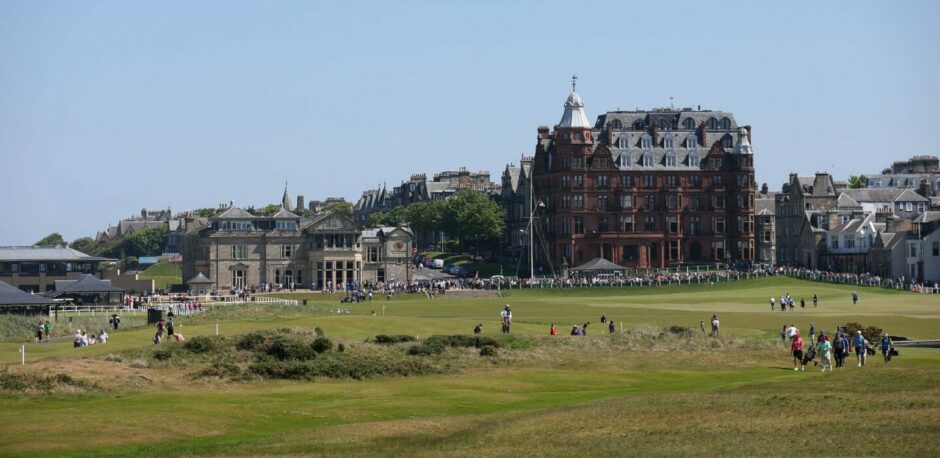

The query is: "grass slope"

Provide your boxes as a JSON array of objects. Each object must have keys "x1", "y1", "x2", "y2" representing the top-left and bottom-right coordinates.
[{"x1": 139, "y1": 260, "x2": 182, "y2": 290}]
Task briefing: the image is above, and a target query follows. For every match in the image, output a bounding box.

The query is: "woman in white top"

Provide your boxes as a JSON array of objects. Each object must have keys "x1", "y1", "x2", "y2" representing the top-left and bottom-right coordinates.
[{"x1": 99, "y1": 330, "x2": 109, "y2": 344}]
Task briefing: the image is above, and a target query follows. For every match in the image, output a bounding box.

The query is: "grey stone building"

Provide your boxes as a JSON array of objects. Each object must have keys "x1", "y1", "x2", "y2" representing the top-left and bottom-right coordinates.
[
  {"x1": 499, "y1": 155, "x2": 533, "y2": 263},
  {"x1": 862, "y1": 155, "x2": 940, "y2": 197},
  {"x1": 181, "y1": 205, "x2": 412, "y2": 291},
  {"x1": 755, "y1": 184, "x2": 776, "y2": 265}
]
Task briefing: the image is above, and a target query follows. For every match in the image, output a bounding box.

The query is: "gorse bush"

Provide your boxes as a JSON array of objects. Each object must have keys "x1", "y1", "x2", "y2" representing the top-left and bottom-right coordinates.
[
  {"x1": 425, "y1": 335, "x2": 502, "y2": 349},
  {"x1": 183, "y1": 336, "x2": 218, "y2": 354},
  {"x1": 479, "y1": 345, "x2": 498, "y2": 357},
  {"x1": 248, "y1": 354, "x2": 438, "y2": 380},
  {"x1": 312, "y1": 337, "x2": 333, "y2": 354},
  {"x1": 374, "y1": 335, "x2": 417, "y2": 344},
  {"x1": 236, "y1": 332, "x2": 266, "y2": 351},
  {"x1": 0, "y1": 370, "x2": 99, "y2": 394},
  {"x1": 264, "y1": 335, "x2": 317, "y2": 361}
]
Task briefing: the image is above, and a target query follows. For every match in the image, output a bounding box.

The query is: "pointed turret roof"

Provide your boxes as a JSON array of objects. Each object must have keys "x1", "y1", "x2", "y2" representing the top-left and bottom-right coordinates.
[
  {"x1": 557, "y1": 76, "x2": 591, "y2": 129},
  {"x1": 733, "y1": 128, "x2": 753, "y2": 154}
]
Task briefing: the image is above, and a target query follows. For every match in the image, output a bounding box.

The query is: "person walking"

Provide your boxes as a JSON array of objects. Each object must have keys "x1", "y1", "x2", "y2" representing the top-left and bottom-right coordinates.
[
  {"x1": 770, "y1": 297, "x2": 775, "y2": 311},
  {"x1": 852, "y1": 330, "x2": 868, "y2": 367},
  {"x1": 710, "y1": 314, "x2": 720, "y2": 336},
  {"x1": 36, "y1": 321, "x2": 45, "y2": 343},
  {"x1": 780, "y1": 325, "x2": 787, "y2": 345},
  {"x1": 167, "y1": 317, "x2": 175, "y2": 338},
  {"x1": 880, "y1": 332, "x2": 894, "y2": 365},
  {"x1": 791, "y1": 331, "x2": 805, "y2": 371},
  {"x1": 818, "y1": 334, "x2": 833, "y2": 372},
  {"x1": 608, "y1": 320, "x2": 616, "y2": 334},
  {"x1": 43, "y1": 320, "x2": 51, "y2": 342},
  {"x1": 700, "y1": 320, "x2": 706, "y2": 335},
  {"x1": 852, "y1": 291, "x2": 859, "y2": 305},
  {"x1": 550, "y1": 323, "x2": 558, "y2": 335},
  {"x1": 809, "y1": 322, "x2": 816, "y2": 342},
  {"x1": 833, "y1": 333, "x2": 847, "y2": 368},
  {"x1": 813, "y1": 293, "x2": 818, "y2": 307}
]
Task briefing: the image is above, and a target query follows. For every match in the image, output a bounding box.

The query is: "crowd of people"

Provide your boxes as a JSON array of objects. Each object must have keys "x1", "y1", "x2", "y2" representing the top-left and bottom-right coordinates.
[
  {"x1": 789, "y1": 326, "x2": 896, "y2": 371},
  {"x1": 72, "y1": 329, "x2": 108, "y2": 348}
]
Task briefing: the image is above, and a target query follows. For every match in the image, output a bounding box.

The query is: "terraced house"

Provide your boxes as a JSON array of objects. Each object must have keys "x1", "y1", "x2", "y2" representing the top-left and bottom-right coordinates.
[{"x1": 532, "y1": 81, "x2": 756, "y2": 270}]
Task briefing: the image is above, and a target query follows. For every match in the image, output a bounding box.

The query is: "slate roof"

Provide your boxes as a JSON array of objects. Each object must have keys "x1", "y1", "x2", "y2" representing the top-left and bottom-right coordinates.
[
  {"x1": 755, "y1": 197, "x2": 775, "y2": 216},
  {"x1": 271, "y1": 208, "x2": 300, "y2": 219},
  {"x1": 841, "y1": 188, "x2": 902, "y2": 203},
  {"x1": 214, "y1": 207, "x2": 255, "y2": 219},
  {"x1": 836, "y1": 193, "x2": 860, "y2": 208},
  {"x1": 893, "y1": 188, "x2": 929, "y2": 203},
  {"x1": 570, "y1": 257, "x2": 627, "y2": 272},
  {"x1": 916, "y1": 211, "x2": 940, "y2": 224},
  {"x1": 186, "y1": 272, "x2": 214, "y2": 284},
  {"x1": 47, "y1": 274, "x2": 124, "y2": 296},
  {"x1": 0, "y1": 281, "x2": 56, "y2": 306},
  {"x1": 0, "y1": 246, "x2": 112, "y2": 262}
]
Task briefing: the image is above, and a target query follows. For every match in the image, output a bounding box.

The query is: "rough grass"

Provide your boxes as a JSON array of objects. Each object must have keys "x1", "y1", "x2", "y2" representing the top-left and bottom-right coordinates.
[{"x1": 0, "y1": 313, "x2": 147, "y2": 342}]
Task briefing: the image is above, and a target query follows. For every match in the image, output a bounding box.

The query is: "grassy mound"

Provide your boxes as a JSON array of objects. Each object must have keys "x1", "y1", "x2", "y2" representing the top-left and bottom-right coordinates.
[{"x1": 0, "y1": 368, "x2": 100, "y2": 395}]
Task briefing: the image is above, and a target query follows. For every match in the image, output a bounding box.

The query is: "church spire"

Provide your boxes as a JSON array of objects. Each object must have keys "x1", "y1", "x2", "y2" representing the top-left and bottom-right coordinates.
[{"x1": 281, "y1": 181, "x2": 291, "y2": 210}]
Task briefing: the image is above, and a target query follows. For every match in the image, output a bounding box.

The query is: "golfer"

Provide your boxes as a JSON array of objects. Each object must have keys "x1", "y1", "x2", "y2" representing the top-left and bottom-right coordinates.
[
  {"x1": 791, "y1": 331, "x2": 805, "y2": 371},
  {"x1": 852, "y1": 330, "x2": 867, "y2": 367}
]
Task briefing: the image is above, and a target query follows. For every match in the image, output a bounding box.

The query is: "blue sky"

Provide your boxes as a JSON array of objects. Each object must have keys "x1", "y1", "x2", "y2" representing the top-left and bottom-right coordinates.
[{"x1": 1, "y1": 0, "x2": 938, "y2": 245}]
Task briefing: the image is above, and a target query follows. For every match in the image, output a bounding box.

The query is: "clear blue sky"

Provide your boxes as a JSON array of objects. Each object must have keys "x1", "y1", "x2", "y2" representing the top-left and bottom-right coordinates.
[{"x1": 1, "y1": 0, "x2": 938, "y2": 245}]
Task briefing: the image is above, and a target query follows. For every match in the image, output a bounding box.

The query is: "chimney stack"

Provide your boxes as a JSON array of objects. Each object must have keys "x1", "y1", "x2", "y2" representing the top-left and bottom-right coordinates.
[{"x1": 296, "y1": 195, "x2": 305, "y2": 213}]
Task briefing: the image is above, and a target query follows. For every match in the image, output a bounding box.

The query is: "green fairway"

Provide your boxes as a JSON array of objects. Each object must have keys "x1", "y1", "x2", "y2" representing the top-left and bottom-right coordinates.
[{"x1": 1, "y1": 277, "x2": 939, "y2": 457}]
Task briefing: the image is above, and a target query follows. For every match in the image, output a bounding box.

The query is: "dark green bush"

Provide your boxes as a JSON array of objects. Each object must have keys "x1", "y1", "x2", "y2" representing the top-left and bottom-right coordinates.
[
  {"x1": 426, "y1": 335, "x2": 502, "y2": 349},
  {"x1": 183, "y1": 336, "x2": 217, "y2": 354},
  {"x1": 247, "y1": 354, "x2": 437, "y2": 380},
  {"x1": 314, "y1": 327, "x2": 325, "y2": 338},
  {"x1": 666, "y1": 325, "x2": 693, "y2": 336},
  {"x1": 407, "y1": 340, "x2": 445, "y2": 356},
  {"x1": 152, "y1": 349, "x2": 173, "y2": 360},
  {"x1": 264, "y1": 336, "x2": 316, "y2": 361},
  {"x1": 337, "y1": 343, "x2": 346, "y2": 352},
  {"x1": 479, "y1": 345, "x2": 497, "y2": 357},
  {"x1": 312, "y1": 337, "x2": 333, "y2": 354},
  {"x1": 374, "y1": 334, "x2": 417, "y2": 344},
  {"x1": 236, "y1": 332, "x2": 267, "y2": 351}
]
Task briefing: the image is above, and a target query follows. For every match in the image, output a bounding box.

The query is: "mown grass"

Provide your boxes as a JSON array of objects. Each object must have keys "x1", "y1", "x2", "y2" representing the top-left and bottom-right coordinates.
[
  {"x1": 0, "y1": 277, "x2": 938, "y2": 457},
  {"x1": 139, "y1": 260, "x2": 182, "y2": 290}
]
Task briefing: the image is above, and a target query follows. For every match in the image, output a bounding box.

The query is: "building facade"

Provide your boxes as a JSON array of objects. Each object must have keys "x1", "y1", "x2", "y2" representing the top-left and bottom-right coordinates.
[
  {"x1": 181, "y1": 206, "x2": 412, "y2": 291},
  {"x1": 0, "y1": 246, "x2": 113, "y2": 293},
  {"x1": 532, "y1": 86, "x2": 756, "y2": 270}
]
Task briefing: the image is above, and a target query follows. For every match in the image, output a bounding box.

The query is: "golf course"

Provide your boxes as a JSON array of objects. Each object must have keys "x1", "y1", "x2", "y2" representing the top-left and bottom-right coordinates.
[{"x1": 1, "y1": 276, "x2": 939, "y2": 457}]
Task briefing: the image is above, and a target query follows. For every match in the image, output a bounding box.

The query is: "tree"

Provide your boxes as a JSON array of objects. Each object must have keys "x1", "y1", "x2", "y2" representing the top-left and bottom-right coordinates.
[
  {"x1": 847, "y1": 175, "x2": 865, "y2": 189},
  {"x1": 324, "y1": 201, "x2": 354, "y2": 218},
  {"x1": 406, "y1": 200, "x2": 446, "y2": 234},
  {"x1": 195, "y1": 208, "x2": 216, "y2": 218},
  {"x1": 69, "y1": 237, "x2": 97, "y2": 254},
  {"x1": 34, "y1": 233, "x2": 66, "y2": 246},
  {"x1": 441, "y1": 191, "x2": 504, "y2": 249},
  {"x1": 367, "y1": 206, "x2": 408, "y2": 228},
  {"x1": 124, "y1": 226, "x2": 167, "y2": 257},
  {"x1": 258, "y1": 204, "x2": 282, "y2": 216}
]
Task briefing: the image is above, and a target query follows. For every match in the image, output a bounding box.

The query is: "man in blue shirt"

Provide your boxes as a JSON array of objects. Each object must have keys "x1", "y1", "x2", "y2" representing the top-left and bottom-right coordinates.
[{"x1": 852, "y1": 330, "x2": 867, "y2": 367}]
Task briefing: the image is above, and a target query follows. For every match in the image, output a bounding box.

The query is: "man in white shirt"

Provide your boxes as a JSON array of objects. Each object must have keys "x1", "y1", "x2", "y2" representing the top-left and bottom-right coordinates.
[{"x1": 786, "y1": 324, "x2": 798, "y2": 342}]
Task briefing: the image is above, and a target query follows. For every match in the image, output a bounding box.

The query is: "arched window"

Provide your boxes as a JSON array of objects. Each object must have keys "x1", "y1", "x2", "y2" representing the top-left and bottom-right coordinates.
[
  {"x1": 720, "y1": 117, "x2": 731, "y2": 130},
  {"x1": 634, "y1": 120, "x2": 645, "y2": 129},
  {"x1": 617, "y1": 134, "x2": 629, "y2": 149},
  {"x1": 658, "y1": 119, "x2": 669, "y2": 130},
  {"x1": 609, "y1": 119, "x2": 623, "y2": 129},
  {"x1": 665, "y1": 152, "x2": 676, "y2": 167},
  {"x1": 707, "y1": 118, "x2": 718, "y2": 130},
  {"x1": 683, "y1": 118, "x2": 695, "y2": 129},
  {"x1": 663, "y1": 133, "x2": 674, "y2": 149},
  {"x1": 721, "y1": 135, "x2": 733, "y2": 148},
  {"x1": 641, "y1": 134, "x2": 653, "y2": 149},
  {"x1": 686, "y1": 135, "x2": 698, "y2": 148},
  {"x1": 688, "y1": 153, "x2": 700, "y2": 167},
  {"x1": 642, "y1": 152, "x2": 653, "y2": 167}
]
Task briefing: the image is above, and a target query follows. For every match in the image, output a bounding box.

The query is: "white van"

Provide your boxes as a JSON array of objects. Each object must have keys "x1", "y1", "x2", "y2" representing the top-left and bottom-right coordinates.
[{"x1": 431, "y1": 259, "x2": 445, "y2": 269}]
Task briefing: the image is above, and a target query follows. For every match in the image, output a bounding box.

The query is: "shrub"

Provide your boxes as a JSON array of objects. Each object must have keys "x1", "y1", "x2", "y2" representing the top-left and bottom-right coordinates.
[
  {"x1": 666, "y1": 325, "x2": 693, "y2": 336},
  {"x1": 152, "y1": 349, "x2": 172, "y2": 360},
  {"x1": 312, "y1": 337, "x2": 333, "y2": 354},
  {"x1": 407, "y1": 340, "x2": 445, "y2": 356},
  {"x1": 264, "y1": 336, "x2": 316, "y2": 361},
  {"x1": 337, "y1": 343, "x2": 346, "y2": 352},
  {"x1": 102, "y1": 354, "x2": 123, "y2": 363},
  {"x1": 236, "y1": 332, "x2": 267, "y2": 351},
  {"x1": 129, "y1": 359, "x2": 148, "y2": 368},
  {"x1": 426, "y1": 335, "x2": 502, "y2": 349},
  {"x1": 479, "y1": 345, "x2": 497, "y2": 357},
  {"x1": 0, "y1": 371, "x2": 98, "y2": 393},
  {"x1": 844, "y1": 322, "x2": 884, "y2": 343},
  {"x1": 314, "y1": 327, "x2": 325, "y2": 338},
  {"x1": 374, "y1": 334, "x2": 417, "y2": 345},
  {"x1": 183, "y1": 336, "x2": 217, "y2": 354},
  {"x1": 197, "y1": 361, "x2": 241, "y2": 378}
]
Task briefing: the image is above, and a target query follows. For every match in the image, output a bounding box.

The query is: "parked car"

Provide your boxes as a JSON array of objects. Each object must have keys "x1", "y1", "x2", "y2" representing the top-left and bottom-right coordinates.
[
  {"x1": 442, "y1": 264, "x2": 459, "y2": 275},
  {"x1": 430, "y1": 259, "x2": 445, "y2": 269}
]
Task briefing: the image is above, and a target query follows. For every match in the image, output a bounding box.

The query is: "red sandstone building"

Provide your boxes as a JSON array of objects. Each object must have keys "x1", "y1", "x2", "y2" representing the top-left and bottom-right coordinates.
[{"x1": 532, "y1": 83, "x2": 755, "y2": 270}]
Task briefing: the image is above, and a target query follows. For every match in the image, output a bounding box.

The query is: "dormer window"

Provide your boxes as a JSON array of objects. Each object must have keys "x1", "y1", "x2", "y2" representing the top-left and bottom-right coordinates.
[
  {"x1": 642, "y1": 152, "x2": 653, "y2": 167},
  {"x1": 683, "y1": 118, "x2": 695, "y2": 129},
  {"x1": 618, "y1": 153, "x2": 631, "y2": 168},
  {"x1": 633, "y1": 120, "x2": 644, "y2": 129},
  {"x1": 721, "y1": 136, "x2": 733, "y2": 148},
  {"x1": 720, "y1": 117, "x2": 731, "y2": 129},
  {"x1": 610, "y1": 119, "x2": 623, "y2": 129},
  {"x1": 664, "y1": 133, "x2": 674, "y2": 149},
  {"x1": 707, "y1": 118, "x2": 718, "y2": 130},
  {"x1": 665, "y1": 152, "x2": 676, "y2": 167},
  {"x1": 641, "y1": 134, "x2": 652, "y2": 149},
  {"x1": 688, "y1": 153, "x2": 700, "y2": 167},
  {"x1": 617, "y1": 135, "x2": 629, "y2": 149},
  {"x1": 686, "y1": 135, "x2": 698, "y2": 148},
  {"x1": 658, "y1": 119, "x2": 669, "y2": 130}
]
